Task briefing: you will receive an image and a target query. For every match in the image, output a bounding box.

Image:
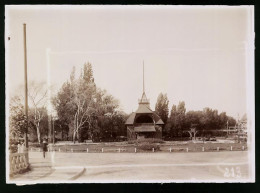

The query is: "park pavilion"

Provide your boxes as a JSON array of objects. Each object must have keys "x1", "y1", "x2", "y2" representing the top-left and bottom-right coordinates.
[{"x1": 125, "y1": 64, "x2": 164, "y2": 140}]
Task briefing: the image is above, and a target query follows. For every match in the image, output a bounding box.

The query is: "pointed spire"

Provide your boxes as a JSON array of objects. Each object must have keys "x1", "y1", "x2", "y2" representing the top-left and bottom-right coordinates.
[
  {"x1": 138, "y1": 60, "x2": 150, "y2": 105},
  {"x1": 143, "y1": 60, "x2": 145, "y2": 93}
]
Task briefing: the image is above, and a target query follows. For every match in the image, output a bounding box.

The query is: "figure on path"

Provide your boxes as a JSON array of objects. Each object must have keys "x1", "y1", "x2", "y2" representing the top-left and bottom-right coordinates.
[{"x1": 42, "y1": 139, "x2": 48, "y2": 158}]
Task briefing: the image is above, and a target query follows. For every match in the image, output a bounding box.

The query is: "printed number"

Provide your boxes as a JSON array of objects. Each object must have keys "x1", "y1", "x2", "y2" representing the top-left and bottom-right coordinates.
[{"x1": 224, "y1": 167, "x2": 241, "y2": 178}]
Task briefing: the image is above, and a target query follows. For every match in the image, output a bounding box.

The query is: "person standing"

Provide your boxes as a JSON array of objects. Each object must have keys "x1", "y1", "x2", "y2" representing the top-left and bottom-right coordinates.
[{"x1": 42, "y1": 139, "x2": 48, "y2": 158}]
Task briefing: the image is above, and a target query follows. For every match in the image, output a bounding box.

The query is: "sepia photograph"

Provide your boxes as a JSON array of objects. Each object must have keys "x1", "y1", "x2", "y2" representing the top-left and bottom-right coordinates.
[{"x1": 5, "y1": 5, "x2": 255, "y2": 183}]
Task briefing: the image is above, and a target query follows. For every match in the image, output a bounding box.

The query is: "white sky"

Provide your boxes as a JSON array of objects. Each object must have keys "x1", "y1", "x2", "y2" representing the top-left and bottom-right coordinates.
[{"x1": 5, "y1": 5, "x2": 254, "y2": 118}]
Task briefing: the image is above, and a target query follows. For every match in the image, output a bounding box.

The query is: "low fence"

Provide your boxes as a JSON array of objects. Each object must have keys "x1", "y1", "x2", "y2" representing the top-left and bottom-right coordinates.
[
  {"x1": 28, "y1": 145, "x2": 248, "y2": 153},
  {"x1": 9, "y1": 152, "x2": 29, "y2": 175}
]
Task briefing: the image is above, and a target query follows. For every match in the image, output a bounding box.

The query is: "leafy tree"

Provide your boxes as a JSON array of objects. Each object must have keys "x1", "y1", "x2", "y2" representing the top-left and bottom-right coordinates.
[
  {"x1": 185, "y1": 110, "x2": 203, "y2": 129},
  {"x1": 92, "y1": 89, "x2": 121, "y2": 141},
  {"x1": 175, "y1": 101, "x2": 186, "y2": 137},
  {"x1": 11, "y1": 81, "x2": 49, "y2": 144},
  {"x1": 165, "y1": 104, "x2": 177, "y2": 138},
  {"x1": 53, "y1": 62, "x2": 122, "y2": 143},
  {"x1": 83, "y1": 62, "x2": 95, "y2": 84},
  {"x1": 155, "y1": 93, "x2": 169, "y2": 124},
  {"x1": 9, "y1": 95, "x2": 35, "y2": 150},
  {"x1": 9, "y1": 96, "x2": 28, "y2": 140},
  {"x1": 70, "y1": 74, "x2": 96, "y2": 143},
  {"x1": 27, "y1": 81, "x2": 49, "y2": 144}
]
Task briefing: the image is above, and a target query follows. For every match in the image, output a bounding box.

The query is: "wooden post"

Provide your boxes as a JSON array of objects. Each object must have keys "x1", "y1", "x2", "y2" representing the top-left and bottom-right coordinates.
[
  {"x1": 217, "y1": 147, "x2": 219, "y2": 151},
  {"x1": 87, "y1": 148, "x2": 89, "y2": 153},
  {"x1": 202, "y1": 147, "x2": 204, "y2": 152},
  {"x1": 102, "y1": 148, "x2": 103, "y2": 153},
  {"x1": 242, "y1": 146, "x2": 244, "y2": 150},
  {"x1": 59, "y1": 148, "x2": 60, "y2": 152},
  {"x1": 135, "y1": 148, "x2": 136, "y2": 153},
  {"x1": 71, "y1": 148, "x2": 73, "y2": 152},
  {"x1": 231, "y1": 146, "x2": 232, "y2": 151},
  {"x1": 170, "y1": 148, "x2": 172, "y2": 152},
  {"x1": 186, "y1": 148, "x2": 189, "y2": 152},
  {"x1": 119, "y1": 148, "x2": 120, "y2": 153},
  {"x1": 152, "y1": 148, "x2": 154, "y2": 152}
]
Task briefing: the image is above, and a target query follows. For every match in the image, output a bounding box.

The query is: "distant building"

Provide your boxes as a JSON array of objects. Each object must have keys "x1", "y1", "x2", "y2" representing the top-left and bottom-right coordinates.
[{"x1": 125, "y1": 63, "x2": 164, "y2": 140}]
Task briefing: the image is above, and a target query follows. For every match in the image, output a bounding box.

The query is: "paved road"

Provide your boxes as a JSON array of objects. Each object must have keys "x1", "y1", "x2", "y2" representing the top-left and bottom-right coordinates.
[{"x1": 10, "y1": 151, "x2": 252, "y2": 183}]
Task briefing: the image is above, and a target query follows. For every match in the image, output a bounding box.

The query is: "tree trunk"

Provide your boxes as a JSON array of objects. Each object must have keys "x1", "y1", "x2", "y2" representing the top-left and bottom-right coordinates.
[
  {"x1": 90, "y1": 133, "x2": 93, "y2": 142},
  {"x1": 73, "y1": 129, "x2": 77, "y2": 144},
  {"x1": 36, "y1": 124, "x2": 41, "y2": 144},
  {"x1": 77, "y1": 129, "x2": 80, "y2": 142}
]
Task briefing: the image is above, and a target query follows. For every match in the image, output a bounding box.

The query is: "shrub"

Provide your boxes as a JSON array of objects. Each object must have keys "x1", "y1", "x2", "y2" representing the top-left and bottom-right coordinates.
[
  {"x1": 127, "y1": 138, "x2": 164, "y2": 145},
  {"x1": 9, "y1": 144, "x2": 18, "y2": 153},
  {"x1": 136, "y1": 138, "x2": 164, "y2": 144},
  {"x1": 138, "y1": 142, "x2": 160, "y2": 151},
  {"x1": 127, "y1": 140, "x2": 136, "y2": 144},
  {"x1": 9, "y1": 138, "x2": 18, "y2": 153}
]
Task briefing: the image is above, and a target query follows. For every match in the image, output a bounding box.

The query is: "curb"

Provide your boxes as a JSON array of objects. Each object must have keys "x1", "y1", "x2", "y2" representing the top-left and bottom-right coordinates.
[{"x1": 69, "y1": 167, "x2": 86, "y2": 180}]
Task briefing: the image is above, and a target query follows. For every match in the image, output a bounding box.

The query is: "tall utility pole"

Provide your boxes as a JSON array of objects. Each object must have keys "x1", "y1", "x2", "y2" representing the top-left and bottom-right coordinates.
[{"x1": 23, "y1": 23, "x2": 29, "y2": 148}]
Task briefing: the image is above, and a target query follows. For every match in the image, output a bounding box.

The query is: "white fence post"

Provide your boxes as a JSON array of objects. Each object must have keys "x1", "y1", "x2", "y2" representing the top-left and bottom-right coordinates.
[
  {"x1": 242, "y1": 146, "x2": 245, "y2": 150},
  {"x1": 217, "y1": 147, "x2": 219, "y2": 151},
  {"x1": 152, "y1": 148, "x2": 154, "y2": 152},
  {"x1": 87, "y1": 148, "x2": 89, "y2": 153},
  {"x1": 59, "y1": 148, "x2": 61, "y2": 152},
  {"x1": 186, "y1": 148, "x2": 189, "y2": 152},
  {"x1": 102, "y1": 148, "x2": 103, "y2": 153},
  {"x1": 230, "y1": 146, "x2": 232, "y2": 151},
  {"x1": 202, "y1": 147, "x2": 204, "y2": 152},
  {"x1": 170, "y1": 148, "x2": 172, "y2": 152},
  {"x1": 135, "y1": 148, "x2": 136, "y2": 153}
]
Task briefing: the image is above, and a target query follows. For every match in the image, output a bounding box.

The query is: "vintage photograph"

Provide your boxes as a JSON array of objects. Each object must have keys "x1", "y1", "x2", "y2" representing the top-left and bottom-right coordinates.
[{"x1": 5, "y1": 5, "x2": 255, "y2": 183}]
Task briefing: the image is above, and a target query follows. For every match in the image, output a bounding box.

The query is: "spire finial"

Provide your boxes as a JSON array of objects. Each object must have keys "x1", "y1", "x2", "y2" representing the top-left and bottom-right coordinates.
[{"x1": 143, "y1": 60, "x2": 145, "y2": 93}]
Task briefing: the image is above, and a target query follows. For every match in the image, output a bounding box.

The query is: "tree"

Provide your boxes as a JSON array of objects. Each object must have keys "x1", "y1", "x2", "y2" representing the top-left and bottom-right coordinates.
[
  {"x1": 9, "y1": 95, "x2": 35, "y2": 152},
  {"x1": 12, "y1": 81, "x2": 49, "y2": 144},
  {"x1": 27, "y1": 81, "x2": 49, "y2": 144},
  {"x1": 53, "y1": 63, "x2": 122, "y2": 143},
  {"x1": 185, "y1": 110, "x2": 203, "y2": 129},
  {"x1": 83, "y1": 62, "x2": 95, "y2": 84},
  {"x1": 175, "y1": 101, "x2": 186, "y2": 137},
  {"x1": 52, "y1": 81, "x2": 75, "y2": 137},
  {"x1": 155, "y1": 93, "x2": 169, "y2": 124},
  {"x1": 9, "y1": 96, "x2": 27, "y2": 140},
  {"x1": 71, "y1": 77, "x2": 96, "y2": 143},
  {"x1": 92, "y1": 88, "x2": 121, "y2": 141},
  {"x1": 165, "y1": 104, "x2": 177, "y2": 138}
]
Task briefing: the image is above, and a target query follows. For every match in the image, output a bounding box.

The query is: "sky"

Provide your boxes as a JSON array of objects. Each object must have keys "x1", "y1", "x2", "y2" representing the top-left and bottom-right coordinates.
[{"x1": 5, "y1": 5, "x2": 254, "y2": 118}]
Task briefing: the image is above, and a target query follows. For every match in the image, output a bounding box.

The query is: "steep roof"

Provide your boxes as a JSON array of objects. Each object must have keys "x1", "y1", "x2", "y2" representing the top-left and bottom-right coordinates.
[
  {"x1": 125, "y1": 89, "x2": 164, "y2": 125},
  {"x1": 136, "y1": 104, "x2": 153, "y2": 114},
  {"x1": 153, "y1": 112, "x2": 164, "y2": 125},
  {"x1": 125, "y1": 111, "x2": 164, "y2": 125},
  {"x1": 125, "y1": 112, "x2": 136, "y2": 125}
]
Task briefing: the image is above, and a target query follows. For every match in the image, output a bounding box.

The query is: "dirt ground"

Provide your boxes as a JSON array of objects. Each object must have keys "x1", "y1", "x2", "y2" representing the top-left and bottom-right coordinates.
[{"x1": 9, "y1": 151, "x2": 253, "y2": 183}]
